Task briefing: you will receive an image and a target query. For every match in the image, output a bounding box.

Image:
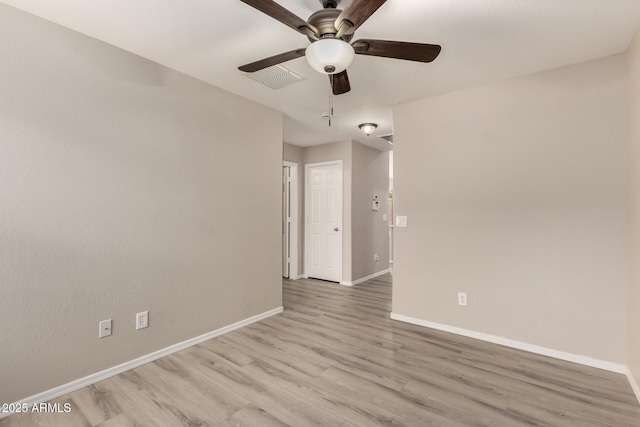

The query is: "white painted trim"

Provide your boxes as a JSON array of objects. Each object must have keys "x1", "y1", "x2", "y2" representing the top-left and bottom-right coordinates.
[
  {"x1": 341, "y1": 268, "x2": 391, "y2": 286},
  {"x1": 283, "y1": 161, "x2": 298, "y2": 280},
  {"x1": 626, "y1": 367, "x2": 640, "y2": 405},
  {"x1": 305, "y1": 160, "x2": 344, "y2": 168},
  {"x1": 389, "y1": 312, "x2": 627, "y2": 374},
  {"x1": 0, "y1": 307, "x2": 284, "y2": 420}
]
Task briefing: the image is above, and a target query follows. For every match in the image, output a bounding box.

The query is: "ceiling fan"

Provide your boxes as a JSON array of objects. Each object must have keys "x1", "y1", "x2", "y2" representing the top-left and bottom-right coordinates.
[{"x1": 237, "y1": 0, "x2": 442, "y2": 95}]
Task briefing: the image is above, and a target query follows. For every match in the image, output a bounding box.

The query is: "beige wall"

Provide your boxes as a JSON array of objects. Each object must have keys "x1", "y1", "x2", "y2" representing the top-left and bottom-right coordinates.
[
  {"x1": 284, "y1": 142, "x2": 303, "y2": 165},
  {"x1": 627, "y1": 28, "x2": 640, "y2": 390},
  {"x1": 352, "y1": 142, "x2": 390, "y2": 279},
  {"x1": 393, "y1": 55, "x2": 627, "y2": 363},
  {"x1": 0, "y1": 4, "x2": 283, "y2": 404}
]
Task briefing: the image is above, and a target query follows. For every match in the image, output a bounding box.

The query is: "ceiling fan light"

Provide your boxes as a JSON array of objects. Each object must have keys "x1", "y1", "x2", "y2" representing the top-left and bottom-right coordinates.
[
  {"x1": 359, "y1": 123, "x2": 378, "y2": 136},
  {"x1": 306, "y1": 39, "x2": 355, "y2": 75}
]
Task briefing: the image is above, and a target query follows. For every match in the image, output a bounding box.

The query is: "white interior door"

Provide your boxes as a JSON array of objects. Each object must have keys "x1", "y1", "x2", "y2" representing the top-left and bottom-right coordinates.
[
  {"x1": 283, "y1": 161, "x2": 298, "y2": 280},
  {"x1": 305, "y1": 161, "x2": 342, "y2": 282}
]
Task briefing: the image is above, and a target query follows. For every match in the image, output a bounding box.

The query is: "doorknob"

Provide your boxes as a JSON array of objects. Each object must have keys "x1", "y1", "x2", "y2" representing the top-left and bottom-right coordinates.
[{"x1": 334, "y1": 227, "x2": 339, "y2": 232}]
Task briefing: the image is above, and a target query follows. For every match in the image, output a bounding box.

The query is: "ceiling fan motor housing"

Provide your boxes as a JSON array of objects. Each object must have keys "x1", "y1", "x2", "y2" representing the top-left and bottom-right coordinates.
[{"x1": 306, "y1": 8, "x2": 352, "y2": 42}]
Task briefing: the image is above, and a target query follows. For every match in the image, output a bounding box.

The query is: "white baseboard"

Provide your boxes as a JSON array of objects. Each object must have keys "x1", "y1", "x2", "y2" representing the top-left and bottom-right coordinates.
[
  {"x1": 341, "y1": 268, "x2": 391, "y2": 287},
  {"x1": 626, "y1": 367, "x2": 640, "y2": 405},
  {"x1": 0, "y1": 306, "x2": 284, "y2": 420},
  {"x1": 390, "y1": 312, "x2": 627, "y2": 374}
]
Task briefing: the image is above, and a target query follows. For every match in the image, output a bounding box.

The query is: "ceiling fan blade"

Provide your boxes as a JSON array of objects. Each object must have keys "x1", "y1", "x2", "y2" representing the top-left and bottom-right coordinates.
[
  {"x1": 330, "y1": 70, "x2": 351, "y2": 95},
  {"x1": 335, "y1": 0, "x2": 387, "y2": 32},
  {"x1": 352, "y1": 39, "x2": 441, "y2": 63},
  {"x1": 238, "y1": 0, "x2": 309, "y2": 34},
  {"x1": 238, "y1": 48, "x2": 306, "y2": 72}
]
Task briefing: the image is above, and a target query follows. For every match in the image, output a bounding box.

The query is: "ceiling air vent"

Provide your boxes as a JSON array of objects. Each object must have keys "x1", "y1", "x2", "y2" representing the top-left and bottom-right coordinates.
[
  {"x1": 243, "y1": 64, "x2": 306, "y2": 90},
  {"x1": 378, "y1": 134, "x2": 394, "y2": 144}
]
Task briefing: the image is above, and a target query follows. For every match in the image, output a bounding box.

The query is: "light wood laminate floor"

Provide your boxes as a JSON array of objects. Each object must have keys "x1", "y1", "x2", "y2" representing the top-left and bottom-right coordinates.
[{"x1": 2, "y1": 274, "x2": 640, "y2": 426}]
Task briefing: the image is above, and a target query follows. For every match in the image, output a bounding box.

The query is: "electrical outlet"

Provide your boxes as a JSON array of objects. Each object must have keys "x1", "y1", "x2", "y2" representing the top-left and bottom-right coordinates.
[
  {"x1": 374, "y1": 254, "x2": 380, "y2": 262},
  {"x1": 396, "y1": 216, "x2": 408, "y2": 227},
  {"x1": 458, "y1": 292, "x2": 468, "y2": 307},
  {"x1": 99, "y1": 319, "x2": 112, "y2": 338},
  {"x1": 136, "y1": 311, "x2": 149, "y2": 330}
]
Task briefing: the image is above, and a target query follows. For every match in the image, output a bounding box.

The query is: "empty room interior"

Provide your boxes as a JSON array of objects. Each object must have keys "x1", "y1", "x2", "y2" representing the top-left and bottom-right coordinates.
[{"x1": 2, "y1": 0, "x2": 640, "y2": 425}]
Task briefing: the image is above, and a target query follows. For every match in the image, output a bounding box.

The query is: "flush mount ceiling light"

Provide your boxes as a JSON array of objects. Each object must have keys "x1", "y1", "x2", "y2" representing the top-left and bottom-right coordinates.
[
  {"x1": 306, "y1": 39, "x2": 355, "y2": 74},
  {"x1": 359, "y1": 123, "x2": 378, "y2": 136}
]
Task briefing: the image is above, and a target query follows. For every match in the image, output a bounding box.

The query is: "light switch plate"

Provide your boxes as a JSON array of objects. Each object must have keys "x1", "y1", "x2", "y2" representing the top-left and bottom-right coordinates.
[{"x1": 396, "y1": 216, "x2": 408, "y2": 227}]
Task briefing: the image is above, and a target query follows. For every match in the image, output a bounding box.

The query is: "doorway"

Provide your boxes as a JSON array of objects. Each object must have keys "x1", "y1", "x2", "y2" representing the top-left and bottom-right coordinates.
[
  {"x1": 283, "y1": 161, "x2": 298, "y2": 279},
  {"x1": 305, "y1": 161, "x2": 343, "y2": 282}
]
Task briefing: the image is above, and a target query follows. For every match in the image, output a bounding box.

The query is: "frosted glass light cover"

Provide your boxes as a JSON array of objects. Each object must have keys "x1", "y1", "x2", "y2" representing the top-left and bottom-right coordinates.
[
  {"x1": 305, "y1": 39, "x2": 355, "y2": 75},
  {"x1": 359, "y1": 123, "x2": 378, "y2": 136}
]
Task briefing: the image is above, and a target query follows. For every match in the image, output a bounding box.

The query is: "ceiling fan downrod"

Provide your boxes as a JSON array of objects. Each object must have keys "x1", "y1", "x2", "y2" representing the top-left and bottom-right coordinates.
[{"x1": 321, "y1": 0, "x2": 339, "y2": 9}]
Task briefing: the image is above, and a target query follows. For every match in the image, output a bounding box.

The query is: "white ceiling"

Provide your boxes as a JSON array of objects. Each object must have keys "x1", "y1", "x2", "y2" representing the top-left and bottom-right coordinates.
[{"x1": 3, "y1": 0, "x2": 640, "y2": 151}]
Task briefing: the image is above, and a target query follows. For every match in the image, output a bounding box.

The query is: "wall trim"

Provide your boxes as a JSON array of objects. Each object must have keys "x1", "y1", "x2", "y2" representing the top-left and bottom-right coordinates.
[
  {"x1": 390, "y1": 312, "x2": 627, "y2": 374},
  {"x1": 341, "y1": 268, "x2": 391, "y2": 287},
  {"x1": 626, "y1": 367, "x2": 640, "y2": 405},
  {"x1": 0, "y1": 306, "x2": 284, "y2": 420}
]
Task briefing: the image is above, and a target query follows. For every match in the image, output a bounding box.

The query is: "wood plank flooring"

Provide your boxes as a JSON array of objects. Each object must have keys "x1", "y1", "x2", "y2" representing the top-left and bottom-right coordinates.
[{"x1": 2, "y1": 274, "x2": 640, "y2": 426}]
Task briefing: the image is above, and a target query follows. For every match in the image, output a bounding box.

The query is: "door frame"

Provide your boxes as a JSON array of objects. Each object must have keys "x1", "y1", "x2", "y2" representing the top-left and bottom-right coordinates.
[
  {"x1": 304, "y1": 160, "x2": 343, "y2": 283},
  {"x1": 283, "y1": 161, "x2": 298, "y2": 280}
]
